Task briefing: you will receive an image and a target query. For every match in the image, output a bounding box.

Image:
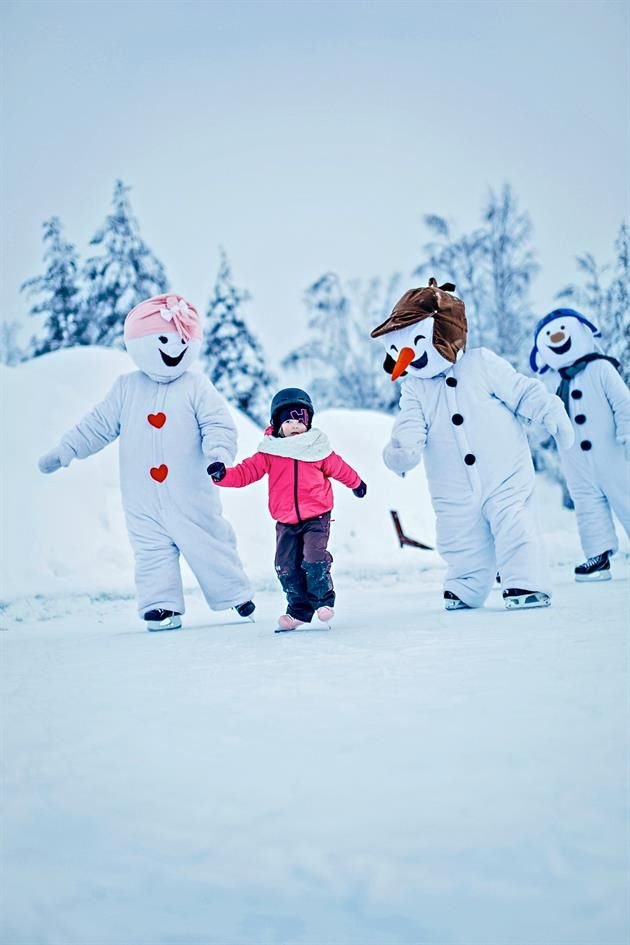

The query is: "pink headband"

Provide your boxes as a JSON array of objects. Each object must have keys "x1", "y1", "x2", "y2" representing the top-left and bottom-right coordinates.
[{"x1": 124, "y1": 294, "x2": 202, "y2": 342}]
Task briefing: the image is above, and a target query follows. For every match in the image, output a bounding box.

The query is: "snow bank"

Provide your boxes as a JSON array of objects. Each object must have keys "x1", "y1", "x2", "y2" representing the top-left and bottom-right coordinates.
[{"x1": 1, "y1": 348, "x2": 440, "y2": 604}]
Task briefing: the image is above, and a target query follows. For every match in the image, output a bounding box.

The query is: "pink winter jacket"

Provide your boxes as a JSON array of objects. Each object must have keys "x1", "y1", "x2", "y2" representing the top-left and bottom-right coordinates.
[{"x1": 215, "y1": 427, "x2": 362, "y2": 525}]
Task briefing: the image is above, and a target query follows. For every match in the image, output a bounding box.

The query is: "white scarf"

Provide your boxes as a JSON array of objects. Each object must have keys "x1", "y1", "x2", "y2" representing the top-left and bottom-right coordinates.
[{"x1": 257, "y1": 427, "x2": 332, "y2": 462}]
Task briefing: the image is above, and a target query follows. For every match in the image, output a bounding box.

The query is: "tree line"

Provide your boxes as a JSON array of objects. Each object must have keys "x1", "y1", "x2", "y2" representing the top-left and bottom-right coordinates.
[{"x1": 5, "y1": 180, "x2": 628, "y2": 447}]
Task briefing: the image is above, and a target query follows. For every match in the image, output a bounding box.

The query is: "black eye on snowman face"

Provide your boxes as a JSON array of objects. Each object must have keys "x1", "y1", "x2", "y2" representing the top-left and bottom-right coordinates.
[
  {"x1": 390, "y1": 344, "x2": 398, "y2": 353},
  {"x1": 181, "y1": 337, "x2": 186, "y2": 344},
  {"x1": 159, "y1": 335, "x2": 168, "y2": 344},
  {"x1": 414, "y1": 334, "x2": 426, "y2": 345}
]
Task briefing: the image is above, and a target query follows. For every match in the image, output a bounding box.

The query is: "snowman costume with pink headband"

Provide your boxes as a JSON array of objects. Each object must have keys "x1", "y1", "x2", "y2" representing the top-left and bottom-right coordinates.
[
  {"x1": 530, "y1": 308, "x2": 630, "y2": 581},
  {"x1": 371, "y1": 280, "x2": 575, "y2": 611},
  {"x1": 38, "y1": 294, "x2": 254, "y2": 630}
]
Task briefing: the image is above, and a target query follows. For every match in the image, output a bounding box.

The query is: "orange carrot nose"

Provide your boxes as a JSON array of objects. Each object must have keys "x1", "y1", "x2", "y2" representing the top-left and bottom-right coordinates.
[
  {"x1": 550, "y1": 331, "x2": 565, "y2": 343},
  {"x1": 391, "y1": 346, "x2": 416, "y2": 381}
]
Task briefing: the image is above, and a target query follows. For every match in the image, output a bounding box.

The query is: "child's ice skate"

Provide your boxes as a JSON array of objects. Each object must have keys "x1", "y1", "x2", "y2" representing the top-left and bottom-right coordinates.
[
  {"x1": 234, "y1": 600, "x2": 256, "y2": 620},
  {"x1": 502, "y1": 588, "x2": 550, "y2": 610},
  {"x1": 443, "y1": 591, "x2": 470, "y2": 611},
  {"x1": 316, "y1": 606, "x2": 335, "y2": 626},
  {"x1": 574, "y1": 550, "x2": 612, "y2": 582},
  {"x1": 144, "y1": 609, "x2": 182, "y2": 631},
  {"x1": 276, "y1": 614, "x2": 305, "y2": 632}
]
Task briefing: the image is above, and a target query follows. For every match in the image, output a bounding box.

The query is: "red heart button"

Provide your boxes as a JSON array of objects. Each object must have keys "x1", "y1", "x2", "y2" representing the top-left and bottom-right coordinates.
[
  {"x1": 150, "y1": 465, "x2": 168, "y2": 483},
  {"x1": 147, "y1": 412, "x2": 166, "y2": 428}
]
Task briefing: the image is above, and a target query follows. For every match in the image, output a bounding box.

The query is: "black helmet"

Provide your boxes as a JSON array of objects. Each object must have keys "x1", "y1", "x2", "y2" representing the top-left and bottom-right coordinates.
[{"x1": 270, "y1": 388, "x2": 314, "y2": 431}]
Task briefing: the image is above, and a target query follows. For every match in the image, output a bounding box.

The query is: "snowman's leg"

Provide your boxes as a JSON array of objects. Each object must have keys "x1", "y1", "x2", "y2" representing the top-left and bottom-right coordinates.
[
  {"x1": 485, "y1": 481, "x2": 551, "y2": 595},
  {"x1": 126, "y1": 511, "x2": 185, "y2": 618},
  {"x1": 172, "y1": 512, "x2": 253, "y2": 611},
  {"x1": 436, "y1": 499, "x2": 495, "y2": 608},
  {"x1": 568, "y1": 477, "x2": 618, "y2": 559}
]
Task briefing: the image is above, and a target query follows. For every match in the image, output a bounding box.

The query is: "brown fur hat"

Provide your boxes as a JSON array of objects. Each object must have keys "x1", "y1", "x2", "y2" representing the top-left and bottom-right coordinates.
[{"x1": 370, "y1": 278, "x2": 467, "y2": 364}]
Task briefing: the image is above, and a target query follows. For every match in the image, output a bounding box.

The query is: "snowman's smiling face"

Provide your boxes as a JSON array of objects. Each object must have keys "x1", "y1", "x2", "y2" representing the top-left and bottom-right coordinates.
[
  {"x1": 126, "y1": 330, "x2": 201, "y2": 382},
  {"x1": 382, "y1": 318, "x2": 454, "y2": 380},
  {"x1": 536, "y1": 316, "x2": 596, "y2": 370}
]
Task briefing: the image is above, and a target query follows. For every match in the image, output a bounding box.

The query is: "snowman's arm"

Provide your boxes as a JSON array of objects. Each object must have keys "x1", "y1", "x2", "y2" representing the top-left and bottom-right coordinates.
[
  {"x1": 600, "y1": 361, "x2": 630, "y2": 443},
  {"x1": 53, "y1": 377, "x2": 124, "y2": 465},
  {"x1": 384, "y1": 381, "x2": 428, "y2": 474},
  {"x1": 193, "y1": 377, "x2": 239, "y2": 466},
  {"x1": 481, "y1": 348, "x2": 562, "y2": 423},
  {"x1": 480, "y1": 349, "x2": 575, "y2": 450}
]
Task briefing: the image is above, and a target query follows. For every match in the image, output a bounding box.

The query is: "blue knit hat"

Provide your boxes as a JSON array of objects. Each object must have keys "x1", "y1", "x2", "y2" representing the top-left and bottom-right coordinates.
[{"x1": 529, "y1": 308, "x2": 601, "y2": 374}]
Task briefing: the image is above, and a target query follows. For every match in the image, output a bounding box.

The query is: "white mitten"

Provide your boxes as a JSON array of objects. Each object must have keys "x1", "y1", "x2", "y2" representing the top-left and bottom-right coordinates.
[
  {"x1": 38, "y1": 444, "x2": 73, "y2": 474},
  {"x1": 544, "y1": 407, "x2": 575, "y2": 451},
  {"x1": 383, "y1": 438, "x2": 422, "y2": 476}
]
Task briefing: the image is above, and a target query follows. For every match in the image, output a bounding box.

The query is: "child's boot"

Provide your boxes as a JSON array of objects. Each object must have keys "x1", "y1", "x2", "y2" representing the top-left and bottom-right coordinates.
[
  {"x1": 277, "y1": 614, "x2": 305, "y2": 630},
  {"x1": 316, "y1": 606, "x2": 335, "y2": 623}
]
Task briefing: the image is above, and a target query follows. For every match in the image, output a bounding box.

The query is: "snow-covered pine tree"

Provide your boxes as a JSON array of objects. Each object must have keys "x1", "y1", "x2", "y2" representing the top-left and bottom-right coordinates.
[
  {"x1": 282, "y1": 272, "x2": 401, "y2": 412},
  {"x1": 415, "y1": 184, "x2": 538, "y2": 369},
  {"x1": 20, "y1": 217, "x2": 85, "y2": 355},
  {"x1": 82, "y1": 181, "x2": 168, "y2": 347},
  {"x1": 0, "y1": 321, "x2": 25, "y2": 365},
  {"x1": 201, "y1": 249, "x2": 275, "y2": 425},
  {"x1": 557, "y1": 222, "x2": 630, "y2": 384}
]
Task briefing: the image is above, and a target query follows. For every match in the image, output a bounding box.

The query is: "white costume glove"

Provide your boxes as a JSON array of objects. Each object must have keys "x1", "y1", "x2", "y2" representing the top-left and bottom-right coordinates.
[
  {"x1": 543, "y1": 406, "x2": 575, "y2": 451},
  {"x1": 38, "y1": 444, "x2": 73, "y2": 474},
  {"x1": 383, "y1": 438, "x2": 422, "y2": 476}
]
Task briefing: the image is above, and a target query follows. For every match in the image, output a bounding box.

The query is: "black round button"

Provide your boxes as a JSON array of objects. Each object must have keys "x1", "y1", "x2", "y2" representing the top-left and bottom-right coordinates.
[
  {"x1": 575, "y1": 414, "x2": 586, "y2": 425},
  {"x1": 464, "y1": 453, "x2": 476, "y2": 465},
  {"x1": 571, "y1": 389, "x2": 583, "y2": 400},
  {"x1": 446, "y1": 377, "x2": 458, "y2": 387},
  {"x1": 452, "y1": 413, "x2": 464, "y2": 425},
  {"x1": 580, "y1": 440, "x2": 592, "y2": 451}
]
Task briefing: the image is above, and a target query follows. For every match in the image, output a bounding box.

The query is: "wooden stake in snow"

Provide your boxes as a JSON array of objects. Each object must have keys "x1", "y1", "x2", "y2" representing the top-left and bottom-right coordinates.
[{"x1": 390, "y1": 510, "x2": 433, "y2": 550}]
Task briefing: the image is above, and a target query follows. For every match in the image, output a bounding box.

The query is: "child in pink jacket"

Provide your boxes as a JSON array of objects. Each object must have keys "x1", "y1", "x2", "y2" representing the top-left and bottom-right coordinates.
[{"x1": 207, "y1": 388, "x2": 367, "y2": 630}]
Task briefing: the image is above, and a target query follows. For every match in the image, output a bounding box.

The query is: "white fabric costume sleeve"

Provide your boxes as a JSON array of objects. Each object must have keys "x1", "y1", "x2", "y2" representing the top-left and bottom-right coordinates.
[
  {"x1": 600, "y1": 361, "x2": 630, "y2": 444},
  {"x1": 480, "y1": 348, "x2": 574, "y2": 449},
  {"x1": 57, "y1": 376, "x2": 125, "y2": 464},
  {"x1": 193, "y1": 376, "x2": 238, "y2": 466},
  {"x1": 384, "y1": 381, "x2": 428, "y2": 474}
]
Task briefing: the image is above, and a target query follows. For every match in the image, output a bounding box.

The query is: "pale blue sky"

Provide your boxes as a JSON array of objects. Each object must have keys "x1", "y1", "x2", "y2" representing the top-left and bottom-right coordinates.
[{"x1": 2, "y1": 0, "x2": 628, "y2": 363}]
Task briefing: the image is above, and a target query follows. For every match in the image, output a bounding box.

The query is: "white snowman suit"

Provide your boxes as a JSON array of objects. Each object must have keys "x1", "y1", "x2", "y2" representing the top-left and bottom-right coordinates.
[
  {"x1": 38, "y1": 294, "x2": 252, "y2": 618},
  {"x1": 372, "y1": 282, "x2": 574, "y2": 608},
  {"x1": 530, "y1": 308, "x2": 630, "y2": 558}
]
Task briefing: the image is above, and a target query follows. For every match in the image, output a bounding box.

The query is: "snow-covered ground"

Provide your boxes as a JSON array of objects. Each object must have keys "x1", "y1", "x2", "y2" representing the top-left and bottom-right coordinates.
[{"x1": 1, "y1": 349, "x2": 629, "y2": 944}]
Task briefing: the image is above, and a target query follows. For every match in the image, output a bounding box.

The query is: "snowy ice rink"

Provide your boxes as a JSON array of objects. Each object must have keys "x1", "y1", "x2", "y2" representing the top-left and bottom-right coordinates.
[{"x1": 2, "y1": 349, "x2": 629, "y2": 944}]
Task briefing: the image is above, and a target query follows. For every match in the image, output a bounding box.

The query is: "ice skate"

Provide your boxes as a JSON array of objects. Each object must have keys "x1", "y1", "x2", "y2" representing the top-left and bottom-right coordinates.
[
  {"x1": 443, "y1": 591, "x2": 471, "y2": 611},
  {"x1": 502, "y1": 588, "x2": 550, "y2": 610},
  {"x1": 144, "y1": 609, "x2": 182, "y2": 631},
  {"x1": 316, "y1": 606, "x2": 335, "y2": 626},
  {"x1": 275, "y1": 614, "x2": 306, "y2": 632},
  {"x1": 574, "y1": 551, "x2": 612, "y2": 582},
  {"x1": 234, "y1": 600, "x2": 256, "y2": 620}
]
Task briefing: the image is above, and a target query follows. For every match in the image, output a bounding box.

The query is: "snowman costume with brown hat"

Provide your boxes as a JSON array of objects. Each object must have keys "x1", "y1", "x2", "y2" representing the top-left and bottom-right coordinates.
[{"x1": 372, "y1": 279, "x2": 574, "y2": 610}]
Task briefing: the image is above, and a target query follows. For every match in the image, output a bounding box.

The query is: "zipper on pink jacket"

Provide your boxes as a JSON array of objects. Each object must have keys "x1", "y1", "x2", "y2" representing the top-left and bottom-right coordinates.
[{"x1": 293, "y1": 459, "x2": 302, "y2": 522}]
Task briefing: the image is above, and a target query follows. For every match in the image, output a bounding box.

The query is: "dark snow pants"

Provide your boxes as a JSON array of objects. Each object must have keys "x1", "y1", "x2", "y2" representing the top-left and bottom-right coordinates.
[{"x1": 275, "y1": 512, "x2": 335, "y2": 622}]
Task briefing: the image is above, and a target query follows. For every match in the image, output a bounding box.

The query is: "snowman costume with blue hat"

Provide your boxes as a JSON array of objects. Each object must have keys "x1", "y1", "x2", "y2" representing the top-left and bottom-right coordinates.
[
  {"x1": 372, "y1": 279, "x2": 574, "y2": 610},
  {"x1": 38, "y1": 293, "x2": 254, "y2": 630},
  {"x1": 530, "y1": 308, "x2": 630, "y2": 579}
]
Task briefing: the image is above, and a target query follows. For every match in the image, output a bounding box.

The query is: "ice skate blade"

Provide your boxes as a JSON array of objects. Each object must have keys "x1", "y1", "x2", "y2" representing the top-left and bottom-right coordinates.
[
  {"x1": 274, "y1": 625, "x2": 331, "y2": 634},
  {"x1": 504, "y1": 592, "x2": 550, "y2": 610},
  {"x1": 146, "y1": 616, "x2": 182, "y2": 631},
  {"x1": 444, "y1": 599, "x2": 470, "y2": 611},
  {"x1": 575, "y1": 570, "x2": 612, "y2": 583}
]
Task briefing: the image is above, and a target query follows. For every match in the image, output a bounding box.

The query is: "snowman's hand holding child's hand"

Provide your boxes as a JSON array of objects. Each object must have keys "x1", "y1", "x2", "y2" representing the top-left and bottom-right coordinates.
[
  {"x1": 38, "y1": 446, "x2": 71, "y2": 474},
  {"x1": 352, "y1": 480, "x2": 367, "y2": 498},
  {"x1": 207, "y1": 461, "x2": 227, "y2": 482}
]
